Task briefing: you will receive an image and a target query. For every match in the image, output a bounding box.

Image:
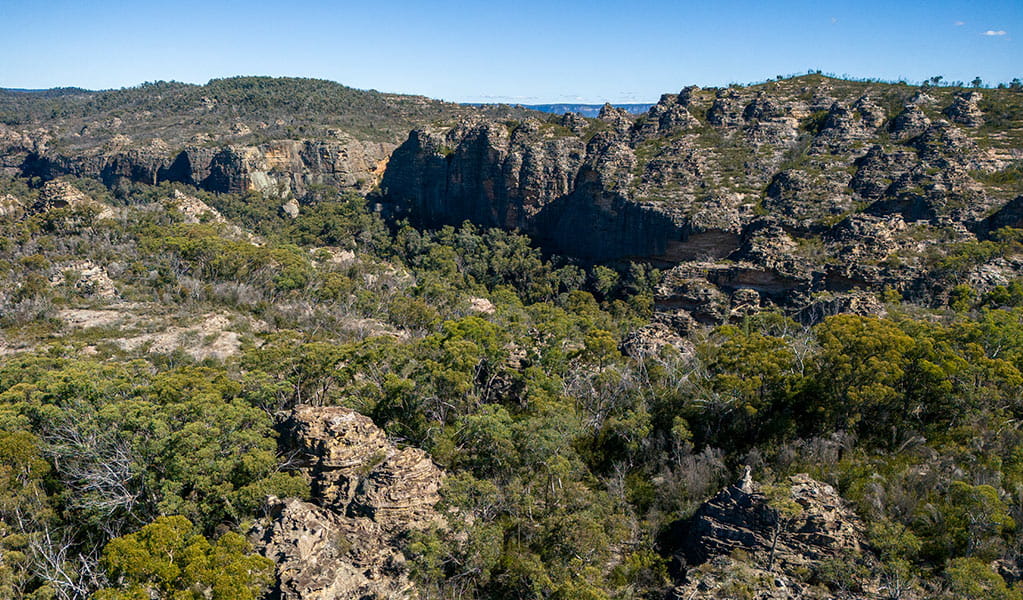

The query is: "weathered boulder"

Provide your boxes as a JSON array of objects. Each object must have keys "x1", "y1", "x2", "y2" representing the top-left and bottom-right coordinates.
[
  {"x1": 669, "y1": 473, "x2": 878, "y2": 599},
  {"x1": 707, "y1": 89, "x2": 745, "y2": 127},
  {"x1": 165, "y1": 189, "x2": 227, "y2": 224},
  {"x1": 49, "y1": 260, "x2": 118, "y2": 298},
  {"x1": 0, "y1": 194, "x2": 24, "y2": 219},
  {"x1": 889, "y1": 104, "x2": 931, "y2": 140},
  {"x1": 944, "y1": 91, "x2": 984, "y2": 127},
  {"x1": 850, "y1": 146, "x2": 916, "y2": 200},
  {"x1": 33, "y1": 180, "x2": 110, "y2": 216},
  {"x1": 812, "y1": 101, "x2": 872, "y2": 152},
  {"x1": 682, "y1": 473, "x2": 869, "y2": 569},
  {"x1": 256, "y1": 405, "x2": 445, "y2": 600},
  {"x1": 655, "y1": 271, "x2": 730, "y2": 324},
  {"x1": 825, "y1": 214, "x2": 906, "y2": 263},
  {"x1": 350, "y1": 447, "x2": 444, "y2": 527},
  {"x1": 256, "y1": 497, "x2": 417, "y2": 600},
  {"x1": 597, "y1": 103, "x2": 634, "y2": 135},
  {"x1": 281, "y1": 197, "x2": 301, "y2": 218},
  {"x1": 852, "y1": 95, "x2": 886, "y2": 129},
  {"x1": 620, "y1": 322, "x2": 691, "y2": 358},
  {"x1": 632, "y1": 95, "x2": 699, "y2": 141}
]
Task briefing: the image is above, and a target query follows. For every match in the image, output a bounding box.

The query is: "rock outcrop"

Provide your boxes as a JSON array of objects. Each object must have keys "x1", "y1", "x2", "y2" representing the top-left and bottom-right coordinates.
[
  {"x1": 49, "y1": 260, "x2": 118, "y2": 298},
  {"x1": 0, "y1": 194, "x2": 24, "y2": 219},
  {"x1": 165, "y1": 189, "x2": 227, "y2": 224},
  {"x1": 620, "y1": 321, "x2": 692, "y2": 358},
  {"x1": 258, "y1": 497, "x2": 418, "y2": 600},
  {"x1": 944, "y1": 91, "x2": 984, "y2": 127},
  {"x1": 254, "y1": 405, "x2": 444, "y2": 600},
  {"x1": 668, "y1": 473, "x2": 879, "y2": 599},
  {"x1": 33, "y1": 180, "x2": 112, "y2": 217},
  {"x1": 681, "y1": 474, "x2": 868, "y2": 567}
]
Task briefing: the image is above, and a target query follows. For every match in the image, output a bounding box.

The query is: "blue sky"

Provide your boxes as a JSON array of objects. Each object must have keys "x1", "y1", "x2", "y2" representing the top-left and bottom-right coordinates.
[{"x1": 1, "y1": 0, "x2": 1020, "y2": 103}]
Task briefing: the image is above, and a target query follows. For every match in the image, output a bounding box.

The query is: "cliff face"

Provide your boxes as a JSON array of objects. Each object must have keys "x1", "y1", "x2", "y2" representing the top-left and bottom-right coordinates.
[
  {"x1": 381, "y1": 118, "x2": 694, "y2": 261},
  {"x1": 0, "y1": 76, "x2": 540, "y2": 199},
  {"x1": 10, "y1": 134, "x2": 393, "y2": 196},
  {"x1": 383, "y1": 77, "x2": 1023, "y2": 317}
]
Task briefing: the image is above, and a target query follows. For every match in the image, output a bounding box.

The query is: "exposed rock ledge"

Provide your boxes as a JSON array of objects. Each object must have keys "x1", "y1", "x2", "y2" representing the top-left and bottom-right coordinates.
[{"x1": 253, "y1": 405, "x2": 444, "y2": 600}]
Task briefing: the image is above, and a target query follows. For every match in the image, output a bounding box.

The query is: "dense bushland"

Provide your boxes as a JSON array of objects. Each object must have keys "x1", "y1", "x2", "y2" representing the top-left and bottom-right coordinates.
[{"x1": 0, "y1": 176, "x2": 1019, "y2": 599}]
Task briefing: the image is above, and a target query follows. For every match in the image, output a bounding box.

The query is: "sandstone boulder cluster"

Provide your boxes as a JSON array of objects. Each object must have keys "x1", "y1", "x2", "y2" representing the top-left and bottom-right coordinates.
[
  {"x1": 670, "y1": 473, "x2": 878, "y2": 599},
  {"x1": 253, "y1": 405, "x2": 444, "y2": 600}
]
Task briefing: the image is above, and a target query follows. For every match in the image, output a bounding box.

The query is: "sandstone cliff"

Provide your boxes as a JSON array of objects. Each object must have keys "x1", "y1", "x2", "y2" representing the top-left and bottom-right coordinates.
[
  {"x1": 17, "y1": 136, "x2": 395, "y2": 196},
  {"x1": 0, "y1": 76, "x2": 538, "y2": 199},
  {"x1": 382, "y1": 76, "x2": 1023, "y2": 320}
]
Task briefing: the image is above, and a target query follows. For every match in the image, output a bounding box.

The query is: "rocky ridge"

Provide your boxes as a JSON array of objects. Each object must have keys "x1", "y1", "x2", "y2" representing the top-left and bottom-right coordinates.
[
  {"x1": 381, "y1": 76, "x2": 1023, "y2": 321},
  {"x1": 0, "y1": 77, "x2": 539, "y2": 200},
  {"x1": 253, "y1": 405, "x2": 444, "y2": 600},
  {"x1": 4, "y1": 76, "x2": 1023, "y2": 322}
]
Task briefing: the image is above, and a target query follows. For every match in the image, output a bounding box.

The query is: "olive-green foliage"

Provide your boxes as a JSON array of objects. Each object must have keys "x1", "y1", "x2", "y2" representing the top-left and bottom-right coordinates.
[
  {"x1": 2, "y1": 173, "x2": 1023, "y2": 598},
  {"x1": 145, "y1": 223, "x2": 314, "y2": 291},
  {"x1": 914, "y1": 481, "x2": 1015, "y2": 562},
  {"x1": 0, "y1": 431, "x2": 53, "y2": 598},
  {"x1": 0, "y1": 76, "x2": 538, "y2": 144},
  {"x1": 943, "y1": 557, "x2": 1021, "y2": 600},
  {"x1": 94, "y1": 515, "x2": 274, "y2": 600},
  {"x1": 935, "y1": 227, "x2": 1023, "y2": 275},
  {"x1": 806, "y1": 314, "x2": 915, "y2": 433},
  {"x1": 0, "y1": 359, "x2": 308, "y2": 536}
]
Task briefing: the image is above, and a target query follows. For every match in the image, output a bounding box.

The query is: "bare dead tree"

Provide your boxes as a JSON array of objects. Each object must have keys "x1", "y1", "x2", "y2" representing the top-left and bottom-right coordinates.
[{"x1": 28, "y1": 525, "x2": 105, "y2": 600}]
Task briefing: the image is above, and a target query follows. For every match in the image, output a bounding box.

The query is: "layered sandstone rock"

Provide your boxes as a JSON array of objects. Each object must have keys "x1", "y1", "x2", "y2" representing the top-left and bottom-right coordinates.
[
  {"x1": 255, "y1": 405, "x2": 444, "y2": 600},
  {"x1": 944, "y1": 91, "x2": 985, "y2": 127},
  {"x1": 669, "y1": 473, "x2": 878, "y2": 599},
  {"x1": 34, "y1": 180, "x2": 110, "y2": 216}
]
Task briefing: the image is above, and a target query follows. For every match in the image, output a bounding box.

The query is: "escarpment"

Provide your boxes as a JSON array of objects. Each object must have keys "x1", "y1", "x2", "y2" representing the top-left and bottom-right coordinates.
[
  {"x1": 0, "y1": 76, "x2": 538, "y2": 200},
  {"x1": 5, "y1": 75, "x2": 1023, "y2": 320},
  {"x1": 382, "y1": 77, "x2": 1023, "y2": 319},
  {"x1": 253, "y1": 405, "x2": 444, "y2": 600},
  {"x1": 16, "y1": 136, "x2": 395, "y2": 196}
]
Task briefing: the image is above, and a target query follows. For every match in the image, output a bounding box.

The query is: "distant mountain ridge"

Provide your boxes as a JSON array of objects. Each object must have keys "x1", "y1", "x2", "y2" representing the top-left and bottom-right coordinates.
[
  {"x1": 0, "y1": 76, "x2": 540, "y2": 196},
  {"x1": 522, "y1": 103, "x2": 654, "y2": 116},
  {"x1": 465, "y1": 102, "x2": 654, "y2": 116}
]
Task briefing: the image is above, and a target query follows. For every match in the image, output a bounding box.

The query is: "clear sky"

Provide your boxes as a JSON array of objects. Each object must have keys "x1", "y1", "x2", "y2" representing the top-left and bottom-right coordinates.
[{"x1": 1, "y1": 0, "x2": 1020, "y2": 103}]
